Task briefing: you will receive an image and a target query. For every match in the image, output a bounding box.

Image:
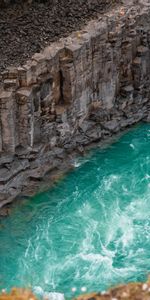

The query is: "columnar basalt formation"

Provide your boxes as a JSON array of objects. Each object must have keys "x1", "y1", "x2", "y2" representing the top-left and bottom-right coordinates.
[{"x1": 0, "y1": 0, "x2": 150, "y2": 207}]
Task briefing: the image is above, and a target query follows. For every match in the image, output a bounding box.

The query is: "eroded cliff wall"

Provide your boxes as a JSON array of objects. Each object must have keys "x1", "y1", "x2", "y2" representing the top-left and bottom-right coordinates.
[{"x1": 0, "y1": 0, "x2": 150, "y2": 207}]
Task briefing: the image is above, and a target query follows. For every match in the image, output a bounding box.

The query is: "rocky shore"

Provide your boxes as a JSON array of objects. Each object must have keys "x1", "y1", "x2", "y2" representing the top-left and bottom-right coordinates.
[
  {"x1": 0, "y1": 0, "x2": 150, "y2": 209},
  {"x1": 1, "y1": 279, "x2": 150, "y2": 300},
  {"x1": 76, "y1": 279, "x2": 150, "y2": 300}
]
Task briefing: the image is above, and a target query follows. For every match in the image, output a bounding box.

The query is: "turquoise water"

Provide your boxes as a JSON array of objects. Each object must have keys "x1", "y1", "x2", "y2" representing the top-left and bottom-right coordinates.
[{"x1": 1, "y1": 123, "x2": 150, "y2": 298}]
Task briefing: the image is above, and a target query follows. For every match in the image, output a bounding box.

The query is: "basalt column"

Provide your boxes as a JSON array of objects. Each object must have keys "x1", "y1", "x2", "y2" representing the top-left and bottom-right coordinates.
[{"x1": 0, "y1": 91, "x2": 15, "y2": 153}]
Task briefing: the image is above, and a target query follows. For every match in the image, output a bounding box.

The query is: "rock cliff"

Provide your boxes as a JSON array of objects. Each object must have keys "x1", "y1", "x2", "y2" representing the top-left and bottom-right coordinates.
[{"x1": 0, "y1": 0, "x2": 150, "y2": 207}]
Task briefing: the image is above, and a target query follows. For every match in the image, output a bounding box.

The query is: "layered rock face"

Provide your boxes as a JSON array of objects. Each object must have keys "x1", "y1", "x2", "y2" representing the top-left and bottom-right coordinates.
[{"x1": 0, "y1": 0, "x2": 150, "y2": 207}]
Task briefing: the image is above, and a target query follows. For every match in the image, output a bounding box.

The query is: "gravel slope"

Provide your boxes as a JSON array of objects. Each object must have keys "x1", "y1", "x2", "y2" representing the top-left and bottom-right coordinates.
[{"x1": 0, "y1": 0, "x2": 119, "y2": 72}]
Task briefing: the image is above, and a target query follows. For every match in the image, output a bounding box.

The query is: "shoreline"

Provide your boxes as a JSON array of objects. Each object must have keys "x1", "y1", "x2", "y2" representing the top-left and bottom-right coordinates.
[{"x1": 0, "y1": 122, "x2": 146, "y2": 217}]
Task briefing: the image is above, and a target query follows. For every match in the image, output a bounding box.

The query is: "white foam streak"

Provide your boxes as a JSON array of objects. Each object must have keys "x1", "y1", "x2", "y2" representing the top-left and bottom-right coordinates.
[
  {"x1": 103, "y1": 175, "x2": 120, "y2": 191},
  {"x1": 33, "y1": 287, "x2": 65, "y2": 300}
]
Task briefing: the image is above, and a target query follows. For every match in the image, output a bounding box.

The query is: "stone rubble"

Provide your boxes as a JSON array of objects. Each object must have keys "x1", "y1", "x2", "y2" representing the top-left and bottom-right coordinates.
[
  {"x1": 1, "y1": 280, "x2": 150, "y2": 300},
  {"x1": 0, "y1": 0, "x2": 150, "y2": 208},
  {"x1": 75, "y1": 279, "x2": 150, "y2": 300},
  {"x1": 0, "y1": 0, "x2": 119, "y2": 73}
]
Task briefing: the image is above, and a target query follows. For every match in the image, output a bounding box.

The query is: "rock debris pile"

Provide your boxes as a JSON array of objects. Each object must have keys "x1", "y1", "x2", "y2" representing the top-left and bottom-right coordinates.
[{"x1": 0, "y1": 0, "x2": 119, "y2": 72}]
